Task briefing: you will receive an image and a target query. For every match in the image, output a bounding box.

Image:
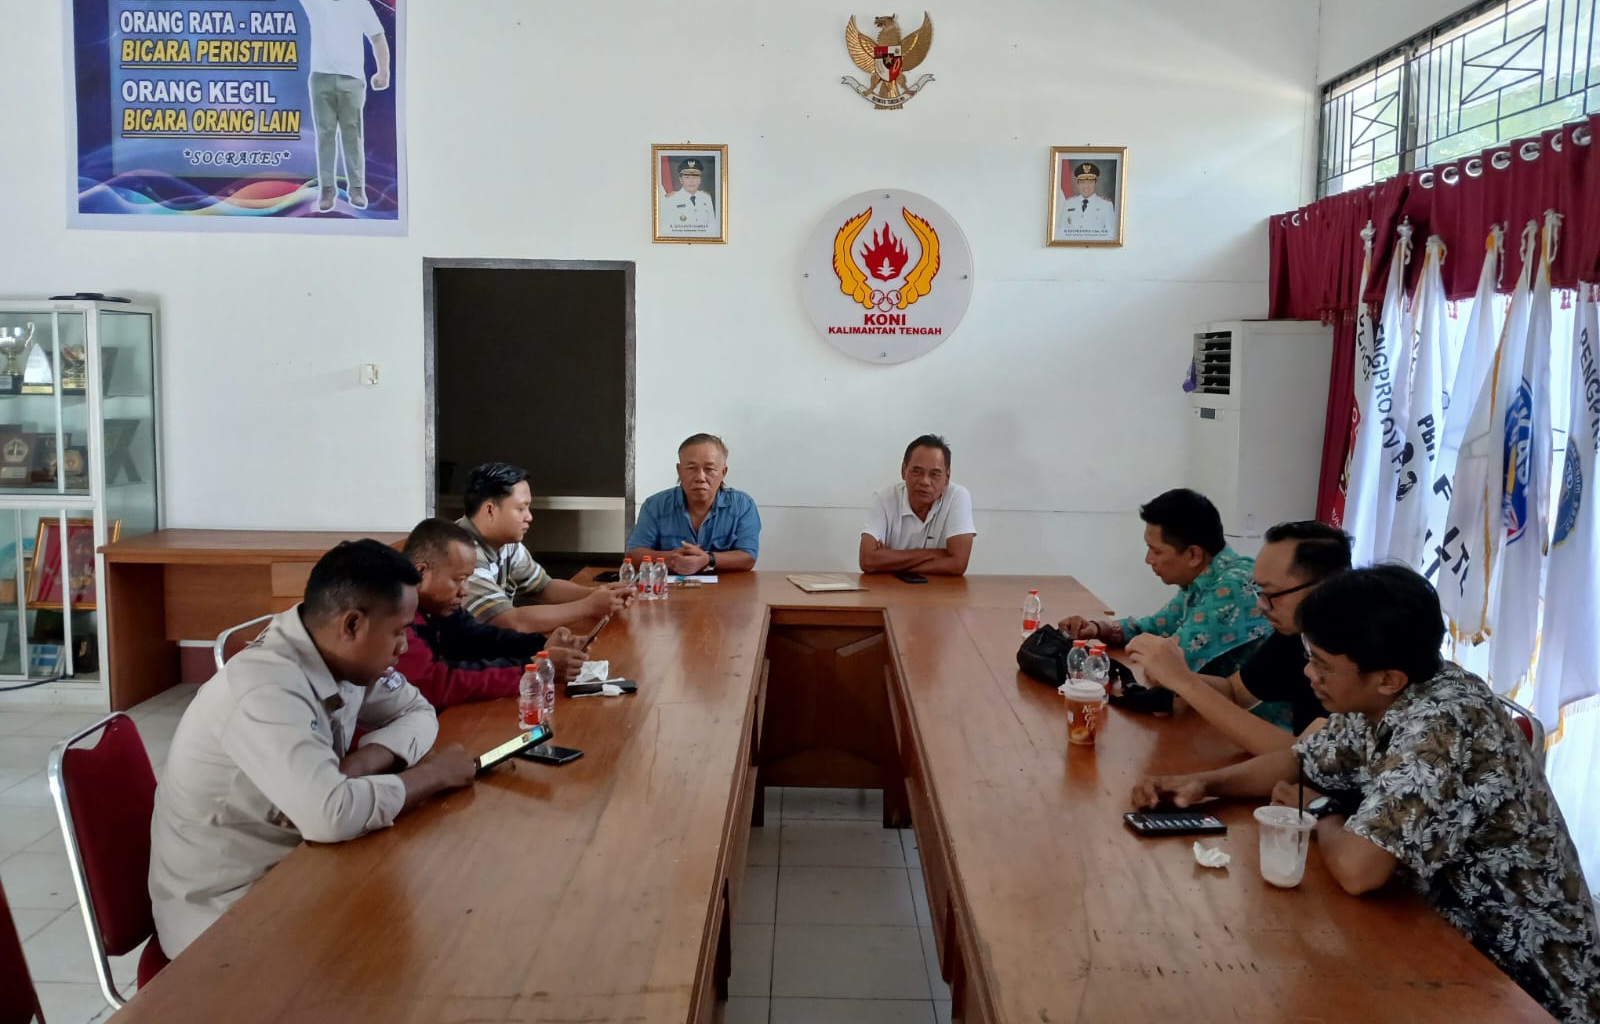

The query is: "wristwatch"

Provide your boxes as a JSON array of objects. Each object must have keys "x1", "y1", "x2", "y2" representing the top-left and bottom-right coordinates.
[
  {"x1": 705, "y1": 551, "x2": 718, "y2": 574},
  {"x1": 1305, "y1": 795, "x2": 1344, "y2": 819}
]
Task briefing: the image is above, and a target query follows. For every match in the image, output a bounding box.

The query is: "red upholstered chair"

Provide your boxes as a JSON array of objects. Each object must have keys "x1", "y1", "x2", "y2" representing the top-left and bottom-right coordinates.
[
  {"x1": 212, "y1": 613, "x2": 273, "y2": 672},
  {"x1": 0, "y1": 875, "x2": 44, "y2": 1024},
  {"x1": 46, "y1": 713, "x2": 169, "y2": 1011},
  {"x1": 1496, "y1": 693, "x2": 1548, "y2": 770}
]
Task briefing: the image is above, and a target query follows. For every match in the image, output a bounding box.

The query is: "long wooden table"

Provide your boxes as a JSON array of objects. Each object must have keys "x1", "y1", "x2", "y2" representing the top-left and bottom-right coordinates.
[
  {"x1": 108, "y1": 572, "x2": 1547, "y2": 1023},
  {"x1": 102, "y1": 530, "x2": 406, "y2": 709}
]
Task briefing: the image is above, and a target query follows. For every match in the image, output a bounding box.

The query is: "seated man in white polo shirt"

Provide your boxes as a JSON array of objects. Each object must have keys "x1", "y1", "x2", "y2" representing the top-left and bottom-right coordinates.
[{"x1": 859, "y1": 434, "x2": 976, "y2": 576}]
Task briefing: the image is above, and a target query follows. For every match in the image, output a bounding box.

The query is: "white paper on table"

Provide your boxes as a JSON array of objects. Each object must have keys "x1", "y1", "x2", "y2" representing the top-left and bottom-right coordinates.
[
  {"x1": 671, "y1": 575, "x2": 720, "y2": 584},
  {"x1": 1192, "y1": 841, "x2": 1230, "y2": 869},
  {"x1": 575, "y1": 661, "x2": 610, "y2": 682}
]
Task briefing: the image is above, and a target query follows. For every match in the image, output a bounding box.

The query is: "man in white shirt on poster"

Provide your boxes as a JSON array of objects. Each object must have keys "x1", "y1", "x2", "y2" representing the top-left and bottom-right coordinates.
[
  {"x1": 300, "y1": 0, "x2": 391, "y2": 213},
  {"x1": 1056, "y1": 161, "x2": 1117, "y2": 241},
  {"x1": 859, "y1": 434, "x2": 977, "y2": 576},
  {"x1": 659, "y1": 159, "x2": 718, "y2": 237}
]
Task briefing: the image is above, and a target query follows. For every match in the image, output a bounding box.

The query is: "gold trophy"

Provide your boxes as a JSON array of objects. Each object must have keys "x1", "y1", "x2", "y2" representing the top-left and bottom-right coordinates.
[
  {"x1": 61, "y1": 345, "x2": 88, "y2": 394},
  {"x1": 0, "y1": 323, "x2": 35, "y2": 395}
]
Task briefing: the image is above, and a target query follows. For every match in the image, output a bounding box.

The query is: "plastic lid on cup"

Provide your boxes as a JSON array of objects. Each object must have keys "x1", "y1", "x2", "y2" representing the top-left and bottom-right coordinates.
[
  {"x1": 1253, "y1": 805, "x2": 1315, "y2": 830},
  {"x1": 1062, "y1": 680, "x2": 1104, "y2": 702}
]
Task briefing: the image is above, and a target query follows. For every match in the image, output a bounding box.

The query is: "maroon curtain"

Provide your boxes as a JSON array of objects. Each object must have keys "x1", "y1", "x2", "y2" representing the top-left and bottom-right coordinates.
[{"x1": 1269, "y1": 114, "x2": 1600, "y2": 523}]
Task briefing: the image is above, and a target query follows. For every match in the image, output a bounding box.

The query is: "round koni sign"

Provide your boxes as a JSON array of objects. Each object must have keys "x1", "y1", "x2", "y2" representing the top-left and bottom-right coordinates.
[{"x1": 800, "y1": 189, "x2": 974, "y2": 364}]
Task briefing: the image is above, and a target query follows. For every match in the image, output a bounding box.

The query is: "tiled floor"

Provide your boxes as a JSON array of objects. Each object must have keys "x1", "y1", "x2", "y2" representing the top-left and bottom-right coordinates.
[
  {"x1": 3, "y1": 695, "x2": 945, "y2": 1024},
  {"x1": 730, "y1": 787, "x2": 952, "y2": 1024},
  {"x1": 0, "y1": 684, "x2": 198, "y2": 1024}
]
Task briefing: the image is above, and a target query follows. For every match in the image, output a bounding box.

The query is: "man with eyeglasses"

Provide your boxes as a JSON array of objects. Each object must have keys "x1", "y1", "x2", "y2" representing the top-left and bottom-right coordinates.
[
  {"x1": 1124, "y1": 520, "x2": 1349, "y2": 755},
  {"x1": 1060, "y1": 488, "x2": 1267, "y2": 676},
  {"x1": 1132, "y1": 566, "x2": 1600, "y2": 1023}
]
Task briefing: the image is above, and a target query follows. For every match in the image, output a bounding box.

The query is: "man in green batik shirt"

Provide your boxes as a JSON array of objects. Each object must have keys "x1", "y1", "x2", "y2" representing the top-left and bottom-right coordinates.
[{"x1": 1060, "y1": 488, "x2": 1269, "y2": 675}]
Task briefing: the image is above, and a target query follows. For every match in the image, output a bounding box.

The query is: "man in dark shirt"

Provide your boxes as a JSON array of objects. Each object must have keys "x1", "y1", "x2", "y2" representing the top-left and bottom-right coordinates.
[
  {"x1": 395, "y1": 518, "x2": 585, "y2": 709},
  {"x1": 1126, "y1": 520, "x2": 1348, "y2": 755}
]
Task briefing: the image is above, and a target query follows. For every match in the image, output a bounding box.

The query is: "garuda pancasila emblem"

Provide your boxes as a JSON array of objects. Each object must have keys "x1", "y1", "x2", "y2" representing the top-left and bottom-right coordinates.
[{"x1": 842, "y1": 13, "x2": 934, "y2": 110}]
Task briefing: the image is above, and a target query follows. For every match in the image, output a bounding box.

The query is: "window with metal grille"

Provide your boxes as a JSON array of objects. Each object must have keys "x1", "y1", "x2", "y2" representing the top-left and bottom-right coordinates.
[{"x1": 1319, "y1": 0, "x2": 1600, "y2": 196}]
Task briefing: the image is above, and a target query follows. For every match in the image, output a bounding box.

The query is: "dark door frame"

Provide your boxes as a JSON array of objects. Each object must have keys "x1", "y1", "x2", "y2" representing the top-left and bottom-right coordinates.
[{"x1": 421, "y1": 257, "x2": 637, "y2": 528}]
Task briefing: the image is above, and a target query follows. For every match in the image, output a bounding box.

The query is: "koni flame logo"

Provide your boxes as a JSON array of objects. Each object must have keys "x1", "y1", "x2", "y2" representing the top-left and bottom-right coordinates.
[
  {"x1": 832, "y1": 206, "x2": 940, "y2": 311},
  {"x1": 861, "y1": 224, "x2": 909, "y2": 280}
]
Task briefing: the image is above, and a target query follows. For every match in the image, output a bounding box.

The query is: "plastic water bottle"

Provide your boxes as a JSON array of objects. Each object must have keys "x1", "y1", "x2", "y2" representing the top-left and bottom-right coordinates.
[
  {"x1": 1085, "y1": 642, "x2": 1111, "y2": 697},
  {"x1": 1066, "y1": 639, "x2": 1089, "y2": 682},
  {"x1": 638, "y1": 557, "x2": 654, "y2": 600},
  {"x1": 652, "y1": 557, "x2": 669, "y2": 601},
  {"x1": 518, "y1": 662, "x2": 542, "y2": 731},
  {"x1": 533, "y1": 651, "x2": 556, "y2": 728},
  {"x1": 619, "y1": 557, "x2": 636, "y2": 591},
  {"x1": 1021, "y1": 590, "x2": 1042, "y2": 638}
]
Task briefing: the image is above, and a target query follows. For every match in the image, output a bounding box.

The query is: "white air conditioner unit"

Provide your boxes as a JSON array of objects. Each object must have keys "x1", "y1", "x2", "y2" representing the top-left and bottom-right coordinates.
[{"x1": 1187, "y1": 320, "x2": 1333, "y2": 556}]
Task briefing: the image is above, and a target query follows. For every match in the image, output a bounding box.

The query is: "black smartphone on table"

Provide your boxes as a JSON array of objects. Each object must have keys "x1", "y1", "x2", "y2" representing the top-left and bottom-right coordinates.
[
  {"x1": 518, "y1": 743, "x2": 584, "y2": 766},
  {"x1": 475, "y1": 723, "x2": 553, "y2": 773},
  {"x1": 566, "y1": 678, "x2": 638, "y2": 697},
  {"x1": 593, "y1": 570, "x2": 621, "y2": 583},
  {"x1": 895, "y1": 570, "x2": 929, "y2": 584}
]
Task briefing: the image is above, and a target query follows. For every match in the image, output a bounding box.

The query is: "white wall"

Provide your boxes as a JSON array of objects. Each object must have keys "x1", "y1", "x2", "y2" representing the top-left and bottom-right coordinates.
[
  {"x1": 1317, "y1": 0, "x2": 1478, "y2": 81},
  {"x1": 0, "y1": 0, "x2": 1324, "y2": 617}
]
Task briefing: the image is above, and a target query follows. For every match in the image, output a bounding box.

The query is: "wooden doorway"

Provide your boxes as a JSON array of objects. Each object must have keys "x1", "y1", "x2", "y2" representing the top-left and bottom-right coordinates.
[{"x1": 423, "y1": 258, "x2": 635, "y2": 576}]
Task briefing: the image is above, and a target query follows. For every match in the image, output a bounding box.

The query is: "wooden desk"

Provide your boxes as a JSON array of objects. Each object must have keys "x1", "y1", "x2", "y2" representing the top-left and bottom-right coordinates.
[
  {"x1": 108, "y1": 573, "x2": 1546, "y2": 1024},
  {"x1": 102, "y1": 530, "x2": 404, "y2": 710}
]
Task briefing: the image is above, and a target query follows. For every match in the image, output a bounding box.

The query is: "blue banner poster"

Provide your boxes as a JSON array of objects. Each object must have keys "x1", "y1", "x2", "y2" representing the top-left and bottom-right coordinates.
[{"x1": 68, "y1": 0, "x2": 406, "y2": 233}]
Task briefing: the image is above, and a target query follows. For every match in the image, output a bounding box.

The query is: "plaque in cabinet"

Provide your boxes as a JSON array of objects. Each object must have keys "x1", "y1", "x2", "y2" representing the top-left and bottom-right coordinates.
[{"x1": 0, "y1": 430, "x2": 33, "y2": 483}]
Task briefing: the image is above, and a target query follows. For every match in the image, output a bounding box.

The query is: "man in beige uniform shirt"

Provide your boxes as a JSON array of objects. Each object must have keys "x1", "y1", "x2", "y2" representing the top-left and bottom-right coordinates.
[{"x1": 149, "y1": 540, "x2": 476, "y2": 958}]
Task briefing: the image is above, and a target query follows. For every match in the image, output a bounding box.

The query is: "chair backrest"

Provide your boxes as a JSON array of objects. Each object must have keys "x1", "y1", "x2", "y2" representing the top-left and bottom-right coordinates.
[
  {"x1": 47, "y1": 713, "x2": 162, "y2": 1009},
  {"x1": 1496, "y1": 693, "x2": 1547, "y2": 769},
  {"x1": 213, "y1": 613, "x2": 274, "y2": 671},
  {"x1": 0, "y1": 875, "x2": 43, "y2": 1024}
]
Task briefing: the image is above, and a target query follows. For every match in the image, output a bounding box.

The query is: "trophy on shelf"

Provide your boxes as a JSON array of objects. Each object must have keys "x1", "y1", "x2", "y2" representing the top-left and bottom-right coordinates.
[
  {"x1": 61, "y1": 345, "x2": 87, "y2": 394},
  {"x1": 0, "y1": 322, "x2": 36, "y2": 395}
]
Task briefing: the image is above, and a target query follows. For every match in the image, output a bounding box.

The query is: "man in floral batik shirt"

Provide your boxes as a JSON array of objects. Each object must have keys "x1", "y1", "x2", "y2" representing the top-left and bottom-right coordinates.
[
  {"x1": 1060, "y1": 488, "x2": 1269, "y2": 675},
  {"x1": 1132, "y1": 566, "x2": 1600, "y2": 1023}
]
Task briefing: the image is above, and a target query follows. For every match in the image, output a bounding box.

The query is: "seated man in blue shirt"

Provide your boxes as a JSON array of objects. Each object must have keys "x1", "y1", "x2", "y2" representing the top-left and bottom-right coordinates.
[
  {"x1": 625, "y1": 433, "x2": 761, "y2": 575},
  {"x1": 1060, "y1": 488, "x2": 1269, "y2": 676}
]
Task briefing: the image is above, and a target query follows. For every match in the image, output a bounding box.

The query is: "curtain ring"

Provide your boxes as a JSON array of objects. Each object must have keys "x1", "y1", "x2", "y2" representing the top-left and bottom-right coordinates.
[
  {"x1": 1441, "y1": 165, "x2": 1461, "y2": 185},
  {"x1": 1418, "y1": 170, "x2": 1435, "y2": 188},
  {"x1": 1575, "y1": 125, "x2": 1592, "y2": 146},
  {"x1": 1491, "y1": 150, "x2": 1513, "y2": 171},
  {"x1": 1465, "y1": 157, "x2": 1484, "y2": 177},
  {"x1": 1550, "y1": 133, "x2": 1564, "y2": 153},
  {"x1": 1519, "y1": 140, "x2": 1540, "y2": 161},
  {"x1": 1291, "y1": 212, "x2": 1302, "y2": 226}
]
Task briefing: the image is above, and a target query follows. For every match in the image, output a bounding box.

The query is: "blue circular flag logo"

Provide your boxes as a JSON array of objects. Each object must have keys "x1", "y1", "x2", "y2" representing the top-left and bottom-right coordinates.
[{"x1": 1553, "y1": 439, "x2": 1582, "y2": 546}]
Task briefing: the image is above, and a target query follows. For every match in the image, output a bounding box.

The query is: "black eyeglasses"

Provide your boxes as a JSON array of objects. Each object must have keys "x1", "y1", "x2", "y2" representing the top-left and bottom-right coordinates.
[{"x1": 1246, "y1": 580, "x2": 1316, "y2": 607}]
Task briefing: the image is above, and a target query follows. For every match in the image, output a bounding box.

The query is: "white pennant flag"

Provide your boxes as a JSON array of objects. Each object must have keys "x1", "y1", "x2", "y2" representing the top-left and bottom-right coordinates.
[
  {"x1": 1388, "y1": 235, "x2": 1448, "y2": 568},
  {"x1": 1489, "y1": 213, "x2": 1558, "y2": 694},
  {"x1": 1535, "y1": 284, "x2": 1600, "y2": 734},
  {"x1": 1439, "y1": 220, "x2": 1538, "y2": 640},
  {"x1": 1425, "y1": 228, "x2": 1504, "y2": 586},
  {"x1": 1347, "y1": 222, "x2": 1413, "y2": 565},
  {"x1": 1332, "y1": 224, "x2": 1375, "y2": 532}
]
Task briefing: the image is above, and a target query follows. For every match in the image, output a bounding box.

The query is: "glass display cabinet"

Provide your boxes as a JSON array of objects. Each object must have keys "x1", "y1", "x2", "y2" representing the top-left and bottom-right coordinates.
[{"x1": 0, "y1": 299, "x2": 161, "y2": 699}]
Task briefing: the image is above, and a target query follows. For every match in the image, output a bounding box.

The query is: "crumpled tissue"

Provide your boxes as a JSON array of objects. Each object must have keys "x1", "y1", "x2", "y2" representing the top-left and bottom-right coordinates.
[{"x1": 1193, "y1": 841, "x2": 1230, "y2": 869}]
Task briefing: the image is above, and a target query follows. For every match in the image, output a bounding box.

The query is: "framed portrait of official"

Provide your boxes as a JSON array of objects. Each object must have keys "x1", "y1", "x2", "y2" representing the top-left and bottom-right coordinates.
[
  {"x1": 652, "y1": 144, "x2": 728, "y2": 244},
  {"x1": 1048, "y1": 146, "x2": 1126, "y2": 248}
]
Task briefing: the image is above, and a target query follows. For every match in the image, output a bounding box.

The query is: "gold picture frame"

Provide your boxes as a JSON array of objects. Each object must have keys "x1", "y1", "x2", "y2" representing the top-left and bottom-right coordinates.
[
  {"x1": 1048, "y1": 146, "x2": 1127, "y2": 248},
  {"x1": 26, "y1": 517, "x2": 121, "y2": 610},
  {"x1": 652, "y1": 144, "x2": 728, "y2": 244}
]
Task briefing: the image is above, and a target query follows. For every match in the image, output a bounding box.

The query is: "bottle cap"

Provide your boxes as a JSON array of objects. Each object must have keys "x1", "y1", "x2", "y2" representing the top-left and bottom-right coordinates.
[
  {"x1": 622, "y1": 557, "x2": 633, "y2": 564},
  {"x1": 524, "y1": 663, "x2": 539, "y2": 671},
  {"x1": 1073, "y1": 639, "x2": 1088, "y2": 647},
  {"x1": 1028, "y1": 589, "x2": 1039, "y2": 594},
  {"x1": 642, "y1": 556, "x2": 653, "y2": 562},
  {"x1": 534, "y1": 650, "x2": 549, "y2": 659}
]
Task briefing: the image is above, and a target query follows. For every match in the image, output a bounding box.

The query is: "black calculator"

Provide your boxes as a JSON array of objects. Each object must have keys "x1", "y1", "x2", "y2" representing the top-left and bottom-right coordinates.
[{"x1": 1123, "y1": 810, "x2": 1228, "y2": 837}]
